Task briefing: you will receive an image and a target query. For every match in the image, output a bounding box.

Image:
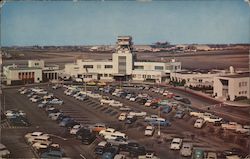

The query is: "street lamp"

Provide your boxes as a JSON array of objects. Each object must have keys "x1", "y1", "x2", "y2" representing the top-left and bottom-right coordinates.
[{"x1": 158, "y1": 106, "x2": 161, "y2": 136}]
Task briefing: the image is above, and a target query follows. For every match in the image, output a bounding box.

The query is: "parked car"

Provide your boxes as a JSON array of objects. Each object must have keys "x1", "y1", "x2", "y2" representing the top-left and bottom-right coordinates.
[
  {"x1": 100, "y1": 98, "x2": 114, "y2": 105},
  {"x1": 99, "y1": 128, "x2": 116, "y2": 137},
  {"x1": 161, "y1": 106, "x2": 172, "y2": 114},
  {"x1": 40, "y1": 150, "x2": 64, "y2": 158},
  {"x1": 109, "y1": 101, "x2": 123, "y2": 107},
  {"x1": 180, "y1": 143, "x2": 192, "y2": 157},
  {"x1": 32, "y1": 142, "x2": 51, "y2": 151},
  {"x1": 128, "y1": 111, "x2": 147, "y2": 117},
  {"x1": 106, "y1": 137, "x2": 128, "y2": 146},
  {"x1": 194, "y1": 119, "x2": 205, "y2": 128},
  {"x1": 235, "y1": 125, "x2": 250, "y2": 134},
  {"x1": 102, "y1": 146, "x2": 119, "y2": 159},
  {"x1": 119, "y1": 106, "x2": 132, "y2": 111},
  {"x1": 125, "y1": 142, "x2": 146, "y2": 157},
  {"x1": 25, "y1": 132, "x2": 49, "y2": 141},
  {"x1": 192, "y1": 149, "x2": 204, "y2": 159},
  {"x1": 48, "y1": 99, "x2": 63, "y2": 105},
  {"x1": 118, "y1": 113, "x2": 127, "y2": 121},
  {"x1": 221, "y1": 122, "x2": 242, "y2": 130},
  {"x1": 174, "y1": 111, "x2": 185, "y2": 119},
  {"x1": 94, "y1": 141, "x2": 111, "y2": 155},
  {"x1": 91, "y1": 123, "x2": 107, "y2": 133},
  {"x1": 59, "y1": 118, "x2": 74, "y2": 127},
  {"x1": 206, "y1": 152, "x2": 217, "y2": 159},
  {"x1": 0, "y1": 143, "x2": 10, "y2": 158},
  {"x1": 81, "y1": 132, "x2": 96, "y2": 145},
  {"x1": 149, "y1": 119, "x2": 171, "y2": 127},
  {"x1": 138, "y1": 152, "x2": 160, "y2": 159},
  {"x1": 144, "y1": 115, "x2": 159, "y2": 122},
  {"x1": 170, "y1": 138, "x2": 182, "y2": 150},
  {"x1": 125, "y1": 115, "x2": 137, "y2": 124},
  {"x1": 70, "y1": 125, "x2": 82, "y2": 135},
  {"x1": 144, "y1": 126, "x2": 155, "y2": 136}
]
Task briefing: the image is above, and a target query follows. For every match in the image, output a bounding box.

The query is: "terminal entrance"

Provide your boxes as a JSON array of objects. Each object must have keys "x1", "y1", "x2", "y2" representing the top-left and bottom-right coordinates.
[{"x1": 113, "y1": 75, "x2": 131, "y2": 81}]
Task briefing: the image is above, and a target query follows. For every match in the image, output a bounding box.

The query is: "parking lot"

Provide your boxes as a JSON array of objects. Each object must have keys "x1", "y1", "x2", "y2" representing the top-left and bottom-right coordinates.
[{"x1": 1, "y1": 83, "x2": 249, "y2": 159}]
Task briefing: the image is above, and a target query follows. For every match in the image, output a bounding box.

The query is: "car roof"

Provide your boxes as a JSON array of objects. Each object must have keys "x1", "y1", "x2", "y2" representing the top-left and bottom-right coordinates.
[
  {"x1": 32, "y1": 132, "x2": 44, "y2": 136},
  {"x1": 98, "y1": 141, "x2": 107, "y2": 147},
  {"x1": 0, "y1": 143, "x2": 6, "y2": 149},
  {"x1": 172, "y1": 138, "x2": 182, "y2": 142}
]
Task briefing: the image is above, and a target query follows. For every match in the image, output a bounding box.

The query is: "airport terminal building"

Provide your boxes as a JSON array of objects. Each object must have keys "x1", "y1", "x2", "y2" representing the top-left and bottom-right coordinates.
[
  {"x1": 3, "y1": 60, "x2": 61, "y2": 85},
  {"x1": 63, "y1": 36, "x2": 181, "y2": 82}
]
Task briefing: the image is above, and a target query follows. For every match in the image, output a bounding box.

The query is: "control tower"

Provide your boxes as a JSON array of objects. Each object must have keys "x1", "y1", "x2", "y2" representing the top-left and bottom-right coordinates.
[{"x1": 112, "y1": 36, "x2": 135, "y2": 80}]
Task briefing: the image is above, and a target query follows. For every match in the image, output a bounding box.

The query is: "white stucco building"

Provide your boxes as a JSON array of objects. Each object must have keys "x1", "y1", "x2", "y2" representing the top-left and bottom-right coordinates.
[
  {"x1": 3, "y1": 60, "x2": 61, "y2": 85},
  {"x1": 63, "y1": 36, "x2": 181, "y2": 82},
  {"x1": 170, "y1": 69, "x2": 228, "y2": 87},
  {"x1": 213, "y1": 72, "x2": 250, "y2": 101}
]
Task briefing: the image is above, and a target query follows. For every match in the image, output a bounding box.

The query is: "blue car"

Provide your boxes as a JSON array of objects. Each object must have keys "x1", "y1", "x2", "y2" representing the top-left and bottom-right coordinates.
[
  {"x1": 161, "y1": 106, "x2": 172, "y2": 114},
  {"x1": 59, "y1": 118, "x2": 73, "y2": 127},
  {"x1": 102, "y1": 146, "x2": 119, "y2": 159},
  {"x1": 40, "y1": 150, "x2": 64, "y2": 158},
  {"x1": 150, "y1": 120, "x2": 171, "y2": 126}
]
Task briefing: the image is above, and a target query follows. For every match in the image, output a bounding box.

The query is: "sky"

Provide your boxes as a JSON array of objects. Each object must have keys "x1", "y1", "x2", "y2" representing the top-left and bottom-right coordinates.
[{"x1": 1, "y1": 0, "x2": 250, "y2": 46}]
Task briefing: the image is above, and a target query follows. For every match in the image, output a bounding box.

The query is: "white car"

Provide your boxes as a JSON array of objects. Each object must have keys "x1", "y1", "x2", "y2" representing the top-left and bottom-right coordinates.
[
  {"x1": 129, "y1": 97, "x2": 136, "y2": 102},
  {"x1": 49, "y1": 113, "x2": 62, "y2": 120},
  {"x1": 205, "y1": 115, "x2": 222, "y2": 123},
  {"x1": 180, "y1": 143, "x2": 192, "y2": 157},
  {"x1": 99, "y1": 128, "x2": 116, "y2": 137},
  {"x1": 129, "y1": 111, "x2": 147, "y2": 117},
  {"x1": 25, "y1": 132, "x2": 49, "y2": 141},
  {"x1": 32, "y1": 142, "x2": 51, "y2": 150},
  {"x1": 170, "y1": 138, "x2": 182, "y2": 150},
  {"x1": 235, "y1": 125, "x2": 250, "y2": 134},
  {"x1": 104, "y1": 132, "x2": 127, "y2": 140},
  {"x1": 138, "y1": 153, "x2": 160, "y2": 159},
  {"x1": 144, "y1": 100, "x2": 152, "y2": 107},
  {"x1": 114, "y1": 154, "x2": 126, "y2": 159},
  {"x1": 144, "y1": 115, "x2": 161, "y2": 122},
  {"x1": 144, "y1": 126, "x2": 155, "y2": 136},
  {"x1": 100, "y1": 98, "x2": 114, "y2": 105},
  {"x1": 0, "y1": 143, "x2": 10, "y2": 158},
  {"x1": 221, "y1": 122, "x2": 242, "y2": 130},
  {"x1": 119, "y1": 106, "x2": 132, "y2": 111},
  {"x1": 43, "y1": 94, "x2": 54, "y2": 100},
  {"x1": 70, "y1": 125, "x2": 82, "y2": 135},
  {"x1": 109, "y1": 101, "x2": 123, "y2": 107},
  {"x1": 118, "y1": 113, "x2": 127, "y2": 121},
  {"x1": 189, "y1": 111, "x2": 204, "y2": 118},
  {"x1": 49, "y1": 98, "x2": 63, "y2": 105},
  {"x1": 88, "y1": 93, "x2": 102, "y2": 99},
  {"x1": 194, "y1": 119, "x2": 205, "y2": 128}
]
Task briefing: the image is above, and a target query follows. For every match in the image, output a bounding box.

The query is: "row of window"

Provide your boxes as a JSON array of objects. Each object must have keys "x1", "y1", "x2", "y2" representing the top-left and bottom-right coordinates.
[
  {"x1": 239, "y1": 91, "x2": 247, "y2": 95},
  {"x1": 18, "y1": 72, "x2": 35, "y2": 79},
  {"x1": 97, "y1": 74, "x2": 113, "y2": 78},
  {"x1": 75, "y1": 65, "x2": 113, "y2": 70},
  {"x1": 132, "y1": 74, "x2": 161, "y2": 79},
  {"x1": 239, "y1": 81, "x2": 247, "y2": 87}
]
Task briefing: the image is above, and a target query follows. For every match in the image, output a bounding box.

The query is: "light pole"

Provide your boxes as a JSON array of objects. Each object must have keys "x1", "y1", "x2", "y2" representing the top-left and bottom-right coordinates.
[{"x1": 158, "y1": 105, "x2": 161, "y2": 136}]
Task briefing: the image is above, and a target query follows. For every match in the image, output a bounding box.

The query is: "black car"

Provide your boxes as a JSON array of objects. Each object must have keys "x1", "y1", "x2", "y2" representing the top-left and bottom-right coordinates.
[
  {"x1": 9, "y1": 116, "x2": 30, "y2": 127},
  {"x1": 94, "y1": 142, "x2": 111, "y2": 155},
  {"x1": 136, "y1": 98, "x2": 147, "y2": 105},
  {"x1": 65, "y1": 121, "x2": 80, "y2": 128},
  {"x1": 47, "y1": 108, "x2": 60, "y2": 115},
  {"x1": 56, "y1": 115, "x2": 71, "y2": 122},
  {"x1": 76, "y1": 128, "x2": 92, "y2": 140},
  {"x1": 125, "y1": 115, "x2": 137, "y2": 124},
  {"x1": 102, "y1": 146, "x2": 119, "y2": 158},
  {"x1": 179, "y1": 98, "x2": 191, "y2": 104},
  {"x1": 81, "y1": 132, "x2": 96, "y2": 145},
  {"x1": 122, "y1": 142, "x2": 145, "y2": 157}
]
